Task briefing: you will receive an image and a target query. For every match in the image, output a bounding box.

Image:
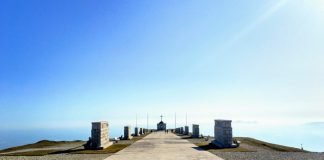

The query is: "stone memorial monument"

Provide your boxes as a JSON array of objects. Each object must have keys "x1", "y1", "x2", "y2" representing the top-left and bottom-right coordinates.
[
  {"x1": 212, "y1": 119, "x2": 238, "y2": 148},
  {"x1": 184, "y1": 126, "x2": 189, "y2": 135},
  {"x1": 124, "y1": 126, "x2": 133, "y2": 140},
  {"x1": 84, "y1": 121, "x2": 112, "y2": 149},
  {"x1": 175, "y1": 127, "x2": 180, "y2": 133},
  {"x1": 134, "y1": 127, "x2": 139, "y2": 136},
  {"x1": 192, "y1": 124, "x2": 199, "y2": 138}
]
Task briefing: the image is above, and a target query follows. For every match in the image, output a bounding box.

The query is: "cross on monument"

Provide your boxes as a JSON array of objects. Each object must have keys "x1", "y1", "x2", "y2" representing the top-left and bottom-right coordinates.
[{"x1": 160, "y1": 114, "x2": 163, "y2": 121}]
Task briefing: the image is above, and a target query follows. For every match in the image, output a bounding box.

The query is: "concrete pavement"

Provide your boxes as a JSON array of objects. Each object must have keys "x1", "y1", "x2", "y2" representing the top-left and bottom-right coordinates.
[{"x1": 104, "y1": 131, "x2": 223, "y2": 160}]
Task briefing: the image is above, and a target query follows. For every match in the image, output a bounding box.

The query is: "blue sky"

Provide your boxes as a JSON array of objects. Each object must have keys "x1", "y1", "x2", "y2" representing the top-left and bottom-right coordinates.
[{"x1": 1, "y1": 0, "x2": 324, "y2": 130}]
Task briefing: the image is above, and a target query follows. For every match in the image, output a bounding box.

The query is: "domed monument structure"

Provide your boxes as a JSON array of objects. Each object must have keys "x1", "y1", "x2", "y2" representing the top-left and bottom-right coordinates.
[{"x1": 157, "y1": 115, "x2": 166, "y2": 131}]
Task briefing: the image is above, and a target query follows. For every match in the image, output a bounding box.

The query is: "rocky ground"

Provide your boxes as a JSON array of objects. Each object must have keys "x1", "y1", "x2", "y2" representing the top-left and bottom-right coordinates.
[
  {"x1": 213, "y1": 142, "x2": 324, "y2": 160},
  {"x1": 181, "y1": 135, "x2": 324, "y2": 160},
  {"x1": 0, "y1": 154, "x2": 110, "y2": 160},
  {"x1": 214, "y1": 152, "x2": 324, "y2": 160}
]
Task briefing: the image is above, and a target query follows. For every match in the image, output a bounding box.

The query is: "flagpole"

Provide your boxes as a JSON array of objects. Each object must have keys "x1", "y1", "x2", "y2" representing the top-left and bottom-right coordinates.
[{"x1": 175, "y1": 112, "x2": 177, "y2": 129}]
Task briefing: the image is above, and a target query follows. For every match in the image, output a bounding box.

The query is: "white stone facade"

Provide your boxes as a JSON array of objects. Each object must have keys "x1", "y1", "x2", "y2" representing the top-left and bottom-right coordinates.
[
  {"x1": 90, "y1": 121, "x2": 112, "y2": 149},
  {"x1": 212, "y1": 119, "x2": 236, "y2": 148}
]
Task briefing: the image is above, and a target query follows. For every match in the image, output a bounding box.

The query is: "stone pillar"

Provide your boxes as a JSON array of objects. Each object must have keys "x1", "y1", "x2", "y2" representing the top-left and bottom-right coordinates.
[
  {"x1": 89, "y1": 121, "x2": 112, "y2": 149},
  {"x1": 192, "y1": 124, "x2": 199, "y2": 138},
  {"x1": 124, "y1": 126, "x2": 132, "y2": 140},
  {"x1": 184, "y1": 126, "x2": 189, "y2": 135},
  {"x1": 212, "y1": 120, "x2": 235, "y2": 148},
  {"x1": 134, "y1": 127, "x2": 139, "y2": 136},
  {"x1": 175, "y1": 128, "x2": 180, "y2": 133}
]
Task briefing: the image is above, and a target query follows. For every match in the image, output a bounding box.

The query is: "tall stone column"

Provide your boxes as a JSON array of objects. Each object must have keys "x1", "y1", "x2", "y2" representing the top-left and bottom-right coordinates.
[
  {"x1": 124, "y1": 126, "x2": 133, "y2": 140},
  {"x1": 175, "y1": 127, "x2": 180, "y2": 133},
  {"x1": 212, "y1": 120, "x2": 235, "y2": 148},
  {"x1": 88, "y1": 121, "x2": 112, "y2": 149},
  {"x1": 192, "y1": 124, "x2": 199, "y2": 138},
  {"x1": 184, "y1": 126, "x2": 189, "y2": 135},
  {"x1": 134, "y1": 127, "x2": 139, "y2": 136},
  {"x1": 180, "y1": 127, "x2": 184, "y2": 134}
]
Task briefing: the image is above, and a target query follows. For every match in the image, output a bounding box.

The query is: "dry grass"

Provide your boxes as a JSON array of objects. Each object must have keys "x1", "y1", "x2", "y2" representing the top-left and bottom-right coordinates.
[
  {"x1": 191, "y1": 137, "x2": 306, "y2": 153},
  {"x1": 0, "y1": 133, "x2": 150, "y2": 156},
  {"x1": 0, "y1": 140, "x2": 83, "y2": 154},
  {"x1": 195, "y1": 142, "x2": 254, "y2": 152},
  {"x1": 61, "y1": 143, "x2": 129, "y2": 154},
  {"x1": 235, "y1": 137, "x2": 306, "y2": 152},
  {"x1": 55, "y1": 134, "x2": 148, "y2": 154}
]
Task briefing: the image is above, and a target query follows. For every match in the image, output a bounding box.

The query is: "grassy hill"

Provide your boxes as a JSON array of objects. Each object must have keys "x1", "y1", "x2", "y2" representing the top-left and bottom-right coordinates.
[
  {"x1": 0, "y1": 134, "x2": 147, "y2": 156},
  {"x1": 193, "y1": 137, "x2": 306, "y2": 153},
  {"x1": 235, "y1": 137, "x2": 306, "y2": 152},
  {"x1": 0, "y1": 140, "x2": 84, "y2": 154}
]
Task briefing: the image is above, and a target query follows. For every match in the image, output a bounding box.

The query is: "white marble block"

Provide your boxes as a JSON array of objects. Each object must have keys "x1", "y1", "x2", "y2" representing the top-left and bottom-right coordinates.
[
  {"x1": 212, "y1": 119, "x2": 237, "y2": 148},
  {"x1": 90, "y1": 121, "x2": 112, "y2": 149}
]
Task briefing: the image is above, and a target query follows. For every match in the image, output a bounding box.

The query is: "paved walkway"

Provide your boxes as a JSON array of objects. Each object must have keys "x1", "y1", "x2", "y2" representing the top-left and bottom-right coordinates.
[{"x1": 105, "y1": 131, "x2": 223, "y2": 160}]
